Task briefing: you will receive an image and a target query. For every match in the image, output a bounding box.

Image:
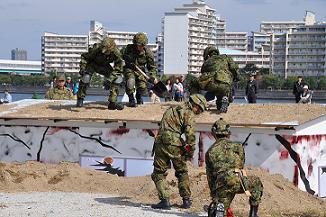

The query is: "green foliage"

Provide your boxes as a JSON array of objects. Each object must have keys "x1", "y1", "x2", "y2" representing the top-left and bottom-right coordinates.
[
  {"x1": 282, "y1": 76, "x2": 297, "y2": 89},
  {"x1": 261, "y1": 74, "x2": 283, "y2": 90},
  {"x1": 317, "y1": 76, "x2": 326, "y2": 90},
  {"x1": 304, "y1": 76, "x2": 318, "y2": 90}
]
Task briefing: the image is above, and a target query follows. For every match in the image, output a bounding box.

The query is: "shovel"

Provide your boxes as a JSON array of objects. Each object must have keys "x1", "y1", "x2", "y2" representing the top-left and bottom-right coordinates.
[{"x1": 134, "y1": 65, "x2": 167, "y2": 98}]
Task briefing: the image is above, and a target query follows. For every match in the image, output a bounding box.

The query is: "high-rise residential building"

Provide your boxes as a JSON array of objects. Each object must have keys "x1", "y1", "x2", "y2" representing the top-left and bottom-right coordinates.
[
  {"x1": 162, "y1": 0, "x2": 218, "y2": 74},
  {"x1": 270, "y1": 23, "x2": 326, "y2": 78},
  {"x1": 41, "y1": 32, "x2": 88, "y2": 74},
  {"x1": 223, "y1": 32, "x2": 248, "y2": 51},
  {"x1": 11, "y1": 48, "x2": 27, "y2": 60},
  {"x1": 251, "y1": 11, "x2": 317, "y2": 52}
]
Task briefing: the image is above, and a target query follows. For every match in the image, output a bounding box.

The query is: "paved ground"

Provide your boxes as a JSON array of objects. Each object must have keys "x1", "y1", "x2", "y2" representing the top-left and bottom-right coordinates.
[{"x1": 0, "y1": 192, "x2": 206, "y2": 217}]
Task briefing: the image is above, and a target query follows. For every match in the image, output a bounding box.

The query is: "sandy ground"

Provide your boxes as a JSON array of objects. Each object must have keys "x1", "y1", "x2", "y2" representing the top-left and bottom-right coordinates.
[
  {"x1": 0, "y1": 161, "x2": 325, "y2": 217},
  {"x1": 1, "y1": 100, "x2": 326, "y2": 126}
]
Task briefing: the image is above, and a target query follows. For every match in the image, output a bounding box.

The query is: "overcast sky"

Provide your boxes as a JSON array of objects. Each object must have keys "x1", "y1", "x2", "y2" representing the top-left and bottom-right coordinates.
[{"x1": 0, "y1": 0, "x2": 325, "y2": 60}]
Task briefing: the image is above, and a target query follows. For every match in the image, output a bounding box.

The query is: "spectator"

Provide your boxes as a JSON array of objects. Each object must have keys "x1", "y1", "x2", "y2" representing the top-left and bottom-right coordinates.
[
  {"x1": 293, "y1": 76, "x2": 306, "y2": 103},
  {"x1": 173, "y1": 77, "x2": 184, "y2": 102},
  {"x1": 299, "y1": 85, "x2": 313, "y2": 104},
  {"x1": 245, "y1": 73, "x2": 258, "y2": 103},
  {"x1": 50, "y1": 76, "x2": 57, "y2": 89},
  {"x1": 73, "y1": 79, "x2": 79, "y2": 96},
  {"x1": 0, "y1": 89, "x2": 12, "y2": 104},
  {"x1": 149, "y1": 88, "x2": 161, "y2": 104},
  {"x1": 165, "y1": 79, "x2": 173, "y2": 102},
  {"x1": 65, "y1": 76, "x2": 74, "y2": 92}
]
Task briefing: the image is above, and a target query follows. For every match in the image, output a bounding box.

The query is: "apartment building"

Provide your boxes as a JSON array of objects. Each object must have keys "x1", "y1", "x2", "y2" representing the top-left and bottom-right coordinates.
[
  {"x1": 270, "y1": 23, "x2": 326, "y2": 78},
  {"x1": 41, "y1": 32, "x2": 88, "y2": 74},
  {"x1": 162, "y1": 0, "x2": 218, "y2": 74}
]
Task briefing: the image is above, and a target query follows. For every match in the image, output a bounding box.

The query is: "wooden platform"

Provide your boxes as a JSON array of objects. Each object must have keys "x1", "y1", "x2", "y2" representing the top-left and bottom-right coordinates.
[{"x1": 0, "y1": 99, "x2": 325, "y2": 131}]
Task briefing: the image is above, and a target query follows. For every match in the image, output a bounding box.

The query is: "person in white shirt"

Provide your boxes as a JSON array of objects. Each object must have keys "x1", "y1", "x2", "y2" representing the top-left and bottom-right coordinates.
[
  {"x1": 299, "y1": 85, "x2": 313, "y2": 104},
  {"x1": 0, "y1": 89, "x2": 12, "y2": 104},
  {"x1": 173, "y1": 78, "x2": 184, "y2": 102}
]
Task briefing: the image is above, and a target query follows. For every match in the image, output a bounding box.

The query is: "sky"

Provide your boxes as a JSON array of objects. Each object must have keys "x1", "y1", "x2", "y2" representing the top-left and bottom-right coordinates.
[{"x1": 0, "y1": 0, "x2": 325, "y2": 60}]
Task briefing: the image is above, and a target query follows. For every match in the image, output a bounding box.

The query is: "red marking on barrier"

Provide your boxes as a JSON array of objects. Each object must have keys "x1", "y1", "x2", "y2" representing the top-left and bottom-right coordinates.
[
  {"x1": 227, "y1": 207, "x2": 234, "y2": 217},
  {"x1": 307, "y1": 160, "x2": 313, "y2": 177},
  {"x1": 289, "y1": 135, "x2": 325, "y2": 146},
  {"x1": 109, "y1": 128, "x2": 130, "y2": 136},
  {"x1": 47, "y1": 127, "x2": 66, "y2": 135},
  {"x1": 198, "y1": 132, "x2": 205, "y2": 167},
  {"x1": 279, "y1": 150, "x2": 289, "y2": 160},
  {"x1": 293, "y1": 165, "x2": 298, "y2": 187}
]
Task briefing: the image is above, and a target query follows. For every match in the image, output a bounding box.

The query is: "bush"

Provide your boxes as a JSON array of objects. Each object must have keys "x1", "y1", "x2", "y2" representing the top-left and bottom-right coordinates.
[
  {"x1": 317, "y1": 76, "x2": 326, "y2": 90},
  {"x1": 261, "y1": 74, "x2": 283, "y2": 90}
]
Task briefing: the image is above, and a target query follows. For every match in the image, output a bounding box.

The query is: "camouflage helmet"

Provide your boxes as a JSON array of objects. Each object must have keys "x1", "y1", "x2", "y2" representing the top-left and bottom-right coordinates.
[
  {"x1": 203, "y1": 46, "x2": 219, "y2": 60},
  {"x1": 189, "y1": 94, "x2": 207, "y2": 112},
  {"x1": 101, "y1": 37, "x2": 116, "y2": 54},
  {"x1": 56, "y1": 74, "x2": 66, "y2": 81},
  {"x1": 211, "y1": 118, "x2": 231, "y2": 136},
  {"x1": 133, "y1": 32, "x2": 148, "y2": 46}
]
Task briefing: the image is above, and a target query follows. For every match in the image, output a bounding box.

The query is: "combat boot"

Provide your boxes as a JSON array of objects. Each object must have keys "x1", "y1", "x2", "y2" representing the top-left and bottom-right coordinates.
[
  {"x1": 108, "y1": 102, "x2": 124, "y2": 110},
  {"x1": 180, "y1": 197, "x2": 192, "y2": 209},
  {"x1": 151, "y1": 199, "x2": 171, "y2": 210},
  {"x1": 136, "y1": 93, "x2": 144, "y2": 105},
  {"x1": 219, "y1": 96, "x2": 229, "y2": 113},
  {"x1": 127, "y1": 94, "x2": 136, "y2": 107},
  {"x1": 76, "y1": 98, "x2": 84, "y2": 107},
  {"x1": 249, "y1": 205, "x2": 259, "y2": 217}
]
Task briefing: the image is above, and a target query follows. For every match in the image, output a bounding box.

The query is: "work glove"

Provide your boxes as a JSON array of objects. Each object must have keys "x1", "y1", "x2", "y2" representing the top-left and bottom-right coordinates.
[{"x1": 183, "y1": 144, "x2": 195, "y2": 160}]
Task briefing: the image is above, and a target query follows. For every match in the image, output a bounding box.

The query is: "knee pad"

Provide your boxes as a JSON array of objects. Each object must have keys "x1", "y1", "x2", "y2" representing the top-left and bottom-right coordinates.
[
  {"x1": 126, "y1": 77, "x2": 135, "y2": 90},
  {"x1": 81, "y1": 74, "x2": 91, "y2": 84}
]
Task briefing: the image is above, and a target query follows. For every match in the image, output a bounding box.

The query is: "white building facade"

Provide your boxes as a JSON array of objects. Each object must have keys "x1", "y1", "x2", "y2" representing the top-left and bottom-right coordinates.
[
  {"x1": 41, "y1": 32, "x2": 88, "y2": 74},
  {"x1": 162, "y1": 0, "x2": 218, "y2": 75},
  {"x1": 270, "y1": 23, "x2": 326, "y2": 78},
  {"x1": 0, "y1": 59, "x2": 42, "y2": 75}
]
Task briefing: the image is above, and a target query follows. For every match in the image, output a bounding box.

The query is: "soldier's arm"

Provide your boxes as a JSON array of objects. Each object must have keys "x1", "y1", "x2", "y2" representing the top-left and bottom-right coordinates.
[
  {"x1": 80, "y1": 53, "x2": 88, "y2": 71},
  {"x1": 108, "y1": 48, "x2": 124, "y2": 83},
  {"x1": 227, "y1": 56, "x2": 239, "y2": 81},
  {"x1": 234, "y1": 142, "x2": 245, "y2": 169},
  {"x1": 145, "y1": 48, "x2": 158, "y2": 79},
  {"x1": 184, "y1": 111, "x2": 196, "y2": 146},
  {"x1": 45, "y1": 89, "x2": 52, "y2": 100}
]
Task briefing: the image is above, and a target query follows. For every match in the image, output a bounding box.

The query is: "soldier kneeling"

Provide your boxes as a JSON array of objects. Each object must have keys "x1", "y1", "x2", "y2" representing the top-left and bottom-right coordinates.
[{"x1": 205, "y1": 118, "x2": 263, "y2": 217}]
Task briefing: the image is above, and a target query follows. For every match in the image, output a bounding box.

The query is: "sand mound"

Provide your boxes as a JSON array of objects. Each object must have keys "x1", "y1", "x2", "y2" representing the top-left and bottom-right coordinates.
[{"x1": 0, "y1": 161, "x2": 325, "y2": 217}]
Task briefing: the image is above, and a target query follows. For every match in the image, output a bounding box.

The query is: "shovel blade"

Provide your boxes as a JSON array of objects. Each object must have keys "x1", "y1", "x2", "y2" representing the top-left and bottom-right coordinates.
[{"x1": 152, "y1": 81, "x2": 168, "y2": 97}]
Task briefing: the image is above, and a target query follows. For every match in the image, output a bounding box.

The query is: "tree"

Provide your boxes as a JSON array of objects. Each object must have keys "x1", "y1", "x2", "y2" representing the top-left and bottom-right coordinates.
[
  {"x1": 261, "y1": 74, "x2": 283, "y2": 90},
  {"x1": 304, "y1": 76, "x2": 318, "y2": 90},
  {"x1": 282, "y1": 76, "x2": 297, "y2": 89},
  {"x1": 317, "y1": 76, "x2": 326, "y2": 90}
]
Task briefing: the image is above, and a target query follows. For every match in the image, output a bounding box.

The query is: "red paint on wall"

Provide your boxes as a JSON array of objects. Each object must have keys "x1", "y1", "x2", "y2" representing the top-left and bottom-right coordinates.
[
  {"x1": 307, "y1": 160, "x2": 313, "y2": 177},
  {"x1": 198, "y1": 132, "x2": 205, "y2": 167},
  {"x1": 109, "y1": 128, "x2": 130, "y2": 136},
  {"x1": 279, "y1": 150, "x2": 289, "y2": 160},
  {"x1": 293, "y1": 165, "x2": 298, "y2": 187}
]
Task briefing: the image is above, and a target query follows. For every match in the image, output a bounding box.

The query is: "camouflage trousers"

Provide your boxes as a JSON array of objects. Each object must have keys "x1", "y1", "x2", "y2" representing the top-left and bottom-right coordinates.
[
  {"x1": 77, "y1": 64, "x2": 119, "y2": 102},
  {"x1": 124, "y1": 69, "x2": 147, "y2": 96},
  {"x1": 209, "y1": 171, "x2": 263, "y2": 216},
  {"x1": 151, "y1": 141, "x2": 191, "y2": 200}
]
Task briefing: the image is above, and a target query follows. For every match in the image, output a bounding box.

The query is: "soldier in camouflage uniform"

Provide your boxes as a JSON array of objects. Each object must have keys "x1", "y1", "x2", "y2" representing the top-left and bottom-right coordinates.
[
  {"x1": 205, "y1": 118, "x2": 263, "y2": 217},
  {"x1": 45, "y1": 74, "x2": 73, "y2": 100},
  {"x1": 121, "y1": 32, "x2": 158, "y2": 107},
  {"x1": 76, "y1": 37, "x2": 124, "y2": 110},
  {"x1": 151, "y1": 94, "x2": 207, "y2": 210},
  {"x1": 198, "y1": 46, "x2": 239, "y2": 113}
]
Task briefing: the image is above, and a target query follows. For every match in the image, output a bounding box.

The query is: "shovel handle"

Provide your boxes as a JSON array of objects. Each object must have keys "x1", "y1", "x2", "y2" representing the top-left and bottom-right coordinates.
[{"x1": 134, "y1": 65, "x2": 150, "y2": 80}]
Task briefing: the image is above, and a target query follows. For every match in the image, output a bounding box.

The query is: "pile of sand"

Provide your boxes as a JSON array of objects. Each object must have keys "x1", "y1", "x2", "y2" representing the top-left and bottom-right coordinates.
[{"x1": 0, "y1": 161, "x2": 325, "y2": 217}]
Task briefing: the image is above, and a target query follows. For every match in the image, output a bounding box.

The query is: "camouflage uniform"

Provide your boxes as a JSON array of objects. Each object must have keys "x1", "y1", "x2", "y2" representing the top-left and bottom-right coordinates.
[
  {"x1": 205, "y1": 119, "x2": 263, "y2": 217},
  {"x1": 199, "y1": 46, "x2": 239, "y2": 112},
  {"x1": 45, "y1": 87, "x2": 73, "y2": 100},
  {"x1": 121, "y1": 33, "x2": 157, "y2": 106},
  {"x1": 45, "y1": 75, "x2": 73, "y2": 100},
  {"x1": 151, "y1": 94, "x2": 207, "y2": 210},
  {"x1": 77, "y1": 37, "x2": 123, "y2": 108}
]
